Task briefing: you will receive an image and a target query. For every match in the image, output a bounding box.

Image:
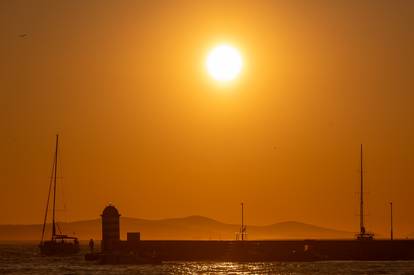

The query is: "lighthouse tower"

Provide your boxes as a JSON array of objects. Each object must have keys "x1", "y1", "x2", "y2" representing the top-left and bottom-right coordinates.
[{"x1": 101, "y1": 204, "x2": 120, "y2": 251}]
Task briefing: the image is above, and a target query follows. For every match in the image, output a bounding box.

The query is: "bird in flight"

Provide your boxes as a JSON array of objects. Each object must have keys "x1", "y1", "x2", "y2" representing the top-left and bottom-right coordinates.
[{"x1": 19, "y1": 34, "x2": 28, "y2": 38}]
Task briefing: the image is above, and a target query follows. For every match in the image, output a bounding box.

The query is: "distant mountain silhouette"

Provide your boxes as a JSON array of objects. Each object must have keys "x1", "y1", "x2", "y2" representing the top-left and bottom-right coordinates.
[{"x1": 0, "y1": 216, "x2": 354, "y2": 240}]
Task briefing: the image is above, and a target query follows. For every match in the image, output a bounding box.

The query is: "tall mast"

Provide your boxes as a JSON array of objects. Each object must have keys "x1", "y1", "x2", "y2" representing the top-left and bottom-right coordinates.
[
  {"x1": 360, "y1": 144, "x2": 365, "y2": 235},
  {"x1": 390, "y1": 202, "x2": 394, "y2": 240},
  {"x1": 52, "y1": 134, "x2": 59, "y2": 238},
  {"x1": 241, "y1": 202, "x2": 244, "y2": 241}
]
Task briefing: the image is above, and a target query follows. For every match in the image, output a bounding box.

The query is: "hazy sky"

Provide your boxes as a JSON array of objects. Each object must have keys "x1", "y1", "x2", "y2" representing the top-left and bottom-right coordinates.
[{"x1": 1, "y1": 0, "x2": 413, "y2": 236}]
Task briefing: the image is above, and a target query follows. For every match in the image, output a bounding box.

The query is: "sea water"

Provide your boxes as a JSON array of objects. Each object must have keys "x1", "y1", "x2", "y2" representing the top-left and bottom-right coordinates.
[{"x1": 1, "y1": 243, "x2": 414, "y2": 274}]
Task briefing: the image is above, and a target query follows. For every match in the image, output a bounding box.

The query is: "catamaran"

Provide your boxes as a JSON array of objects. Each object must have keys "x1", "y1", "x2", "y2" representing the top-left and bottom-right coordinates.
[{"x1": 39, "y1": 135, "x2": 80, "y2": 255}]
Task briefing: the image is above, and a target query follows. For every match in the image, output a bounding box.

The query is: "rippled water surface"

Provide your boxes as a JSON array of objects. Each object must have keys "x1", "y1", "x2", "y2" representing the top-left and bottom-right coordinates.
[{"x1": 2, "y1": 243, "x2": 414, "y2": 274}]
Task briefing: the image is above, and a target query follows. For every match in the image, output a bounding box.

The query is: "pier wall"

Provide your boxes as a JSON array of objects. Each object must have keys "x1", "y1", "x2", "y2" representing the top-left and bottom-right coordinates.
[{"x1": 108, "y1": 239, "x2": 414, "y2": 261}]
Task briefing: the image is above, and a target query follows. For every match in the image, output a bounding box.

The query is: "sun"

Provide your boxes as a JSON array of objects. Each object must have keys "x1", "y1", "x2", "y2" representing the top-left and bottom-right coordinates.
[{"x1": 206, "y1": 44, "x2": 243, "y2": 82}]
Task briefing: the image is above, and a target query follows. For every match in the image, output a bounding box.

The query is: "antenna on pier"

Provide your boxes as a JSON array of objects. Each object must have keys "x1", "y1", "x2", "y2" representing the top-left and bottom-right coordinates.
[
  {"x1": 356, "y1": 144, "x2": 374, "y2": 240},
  {"x1": 238, "y1": 202, "x2": 247, "y2": 240},
  {"x1": 359, "y1": 144, "x2": 365, "y2": 235},
  {"x1": 390, "y1": 202, "x2": 394, "y2": 241}
]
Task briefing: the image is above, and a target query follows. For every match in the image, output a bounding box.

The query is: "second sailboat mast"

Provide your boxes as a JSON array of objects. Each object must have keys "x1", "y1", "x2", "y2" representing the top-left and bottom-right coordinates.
[{"x1": 52, "y1": 134, "x2": 59, "y2": 238}]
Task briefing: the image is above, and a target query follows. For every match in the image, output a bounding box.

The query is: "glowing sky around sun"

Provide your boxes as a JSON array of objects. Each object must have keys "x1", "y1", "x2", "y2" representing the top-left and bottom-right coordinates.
[{"x1": 1, "y1": 0, "x2": 414, "y2": 237}]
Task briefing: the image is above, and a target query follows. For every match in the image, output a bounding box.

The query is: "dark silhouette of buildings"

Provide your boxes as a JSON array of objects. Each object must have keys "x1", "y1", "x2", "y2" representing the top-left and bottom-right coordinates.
[{"x1": 84, "y1": 204, "x2": 414, "y2": 264}]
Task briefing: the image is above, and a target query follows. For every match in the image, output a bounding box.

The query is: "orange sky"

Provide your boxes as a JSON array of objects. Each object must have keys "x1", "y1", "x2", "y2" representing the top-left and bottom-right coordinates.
[{"x1": 1, "y1": 0, "x2": 413, "y2": 237}]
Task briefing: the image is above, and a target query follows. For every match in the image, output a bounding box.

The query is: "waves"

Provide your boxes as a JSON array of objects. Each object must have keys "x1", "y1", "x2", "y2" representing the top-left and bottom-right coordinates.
[{"x1": 1, "y1": 243, "x2": 414, "y2": 274}]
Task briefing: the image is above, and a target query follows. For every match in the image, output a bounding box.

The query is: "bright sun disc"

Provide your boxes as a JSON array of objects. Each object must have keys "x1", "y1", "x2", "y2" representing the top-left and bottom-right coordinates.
[{"x1": 206, "y1": 45, "x2": 243, "y2": 82}]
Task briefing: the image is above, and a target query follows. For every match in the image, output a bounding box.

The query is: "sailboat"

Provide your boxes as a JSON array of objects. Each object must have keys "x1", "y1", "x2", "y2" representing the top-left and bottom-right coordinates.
[
  {"x1": 39, "y1": 135, "x2": 80, "y2": 255},
  {"x1": 356, "y1": 144, "x2": 375, "y2": 240}
]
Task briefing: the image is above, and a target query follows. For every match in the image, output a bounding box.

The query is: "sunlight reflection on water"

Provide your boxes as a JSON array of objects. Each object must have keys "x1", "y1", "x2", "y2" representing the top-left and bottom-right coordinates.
[{"x1": 1, "y1": 243, "x2": 414, "y2": 274}]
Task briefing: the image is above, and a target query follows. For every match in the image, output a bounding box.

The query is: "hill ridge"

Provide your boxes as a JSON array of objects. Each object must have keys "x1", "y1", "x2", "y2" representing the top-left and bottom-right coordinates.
[{"x1": 0, "y1": 215, "x2": 355, "y2": 241}]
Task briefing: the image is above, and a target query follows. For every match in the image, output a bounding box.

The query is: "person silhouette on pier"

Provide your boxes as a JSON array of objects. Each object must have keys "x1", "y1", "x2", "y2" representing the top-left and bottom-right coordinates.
[{"x1": 89, "y1": 239, "x2": 94, "y2": 253}]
